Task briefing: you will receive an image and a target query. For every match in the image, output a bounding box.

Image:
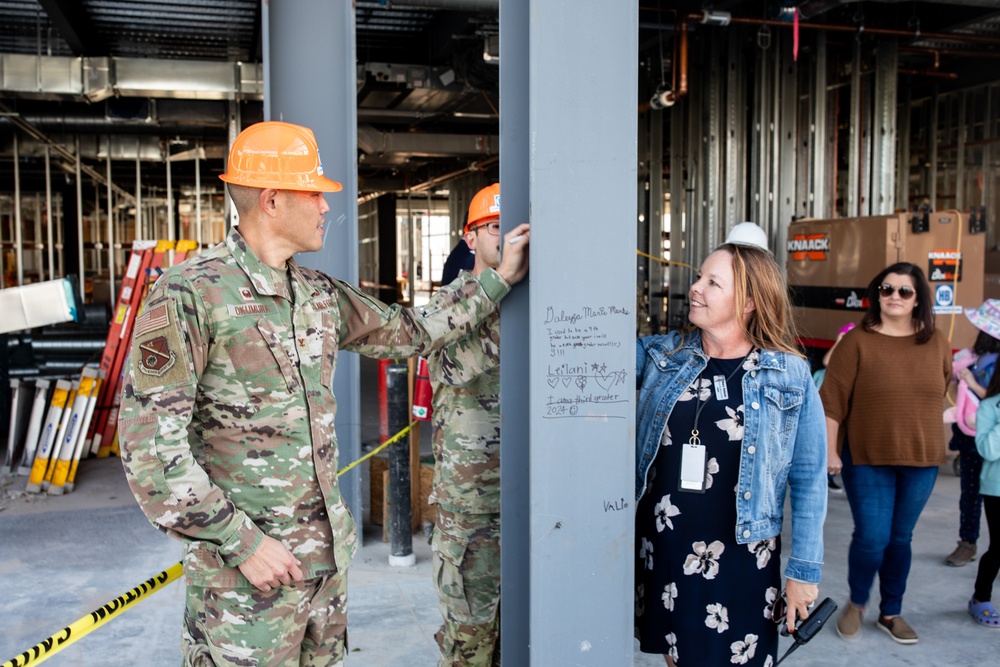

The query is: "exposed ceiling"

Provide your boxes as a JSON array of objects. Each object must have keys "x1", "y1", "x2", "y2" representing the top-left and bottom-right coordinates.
[{"x1": 0, "y1": 0, "x2": 998, "y2": 205}]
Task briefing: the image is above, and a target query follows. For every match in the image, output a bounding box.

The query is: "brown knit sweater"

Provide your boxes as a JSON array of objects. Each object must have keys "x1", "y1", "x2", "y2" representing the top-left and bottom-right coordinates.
[{"x1": 820, "y1": 327, "x2": 952, "y2": 467}]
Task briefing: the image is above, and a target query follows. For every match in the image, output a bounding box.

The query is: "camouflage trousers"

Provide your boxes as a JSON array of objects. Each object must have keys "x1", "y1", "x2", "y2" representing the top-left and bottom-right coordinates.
[
  {"x1": 182, "y1": 571, "x2": 347, "y2": 667},
  {"x1": 432, "y1": 507, "x2": 501, "y2": 667}
]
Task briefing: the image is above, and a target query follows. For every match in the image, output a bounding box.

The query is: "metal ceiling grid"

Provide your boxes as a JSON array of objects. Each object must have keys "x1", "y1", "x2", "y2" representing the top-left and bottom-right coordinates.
[
  {"x1": 83, "y1": 0, "x2": 259, "y2": 61},
  {"x1": 0, "y1": 0, "x2": 72, "y2": 56}
]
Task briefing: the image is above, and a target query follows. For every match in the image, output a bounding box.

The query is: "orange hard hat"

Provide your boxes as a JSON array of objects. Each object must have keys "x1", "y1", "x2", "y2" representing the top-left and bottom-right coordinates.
[
  {"x1": 464, "y1": 183, "x2": 500, "y2": 232},
  {"x1": 219, "y1": 121, "x2": 343, "y2": 192}
]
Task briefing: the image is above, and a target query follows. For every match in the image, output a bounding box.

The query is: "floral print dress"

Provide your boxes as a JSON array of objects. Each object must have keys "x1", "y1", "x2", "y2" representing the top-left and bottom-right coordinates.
[{"x1": 635, "y1": 354, "x2": 780, "y2": 666}]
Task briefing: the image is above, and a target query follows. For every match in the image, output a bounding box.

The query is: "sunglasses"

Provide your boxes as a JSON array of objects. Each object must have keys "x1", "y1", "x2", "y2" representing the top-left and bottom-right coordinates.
[
  {"x1": 878, "y1": 284, "x2": 916, "y2": 300},
  {"x1": 770, "y1": 591, "x2": 799, "y2": 637}
]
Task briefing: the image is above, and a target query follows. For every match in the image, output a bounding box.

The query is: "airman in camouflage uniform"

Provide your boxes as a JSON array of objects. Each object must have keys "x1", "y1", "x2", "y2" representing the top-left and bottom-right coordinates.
[
  {"x1": 428, "y1": 183, "x2": 508, "y2": 667},
  {"x1": 117, "y1": 124, "x2": 530, "y2": 667}
]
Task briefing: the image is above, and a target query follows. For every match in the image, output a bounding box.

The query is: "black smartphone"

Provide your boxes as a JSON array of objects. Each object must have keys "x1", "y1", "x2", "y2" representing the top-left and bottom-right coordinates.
[{"x1": 779, "y1": 597, "x2": 838, "y2": 642}]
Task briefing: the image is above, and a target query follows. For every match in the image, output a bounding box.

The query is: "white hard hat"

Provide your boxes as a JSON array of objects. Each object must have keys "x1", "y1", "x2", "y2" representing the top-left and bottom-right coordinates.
[{"x1": 724, "y1": 222, "x2": 770, "y2": 252}]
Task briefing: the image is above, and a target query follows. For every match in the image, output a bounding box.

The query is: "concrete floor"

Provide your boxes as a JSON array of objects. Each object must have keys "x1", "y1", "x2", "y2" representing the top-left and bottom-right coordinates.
[
  {"x1": 2, "y1": 456, "x2": 997, "y2": 666},
  {"x1": 2, "y1": 353, "x2": 997, "y2": 667}
]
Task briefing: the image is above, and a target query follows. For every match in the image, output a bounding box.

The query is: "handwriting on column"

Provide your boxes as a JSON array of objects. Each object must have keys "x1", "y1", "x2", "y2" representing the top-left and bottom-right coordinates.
[{"x1": 543, "y1": 304, "x2": 630, "y2": 420}]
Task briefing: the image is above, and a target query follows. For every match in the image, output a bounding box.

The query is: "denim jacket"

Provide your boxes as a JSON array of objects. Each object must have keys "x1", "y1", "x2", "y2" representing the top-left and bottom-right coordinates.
[{"x1": 636, "y1": 330, "x2": 827, "y2": 584}]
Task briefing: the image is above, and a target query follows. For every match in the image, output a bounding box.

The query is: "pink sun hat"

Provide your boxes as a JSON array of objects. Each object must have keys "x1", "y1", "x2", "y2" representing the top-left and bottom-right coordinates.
[{"x1": 965, "y1": 299, "x2": 1000, "y2": 340}]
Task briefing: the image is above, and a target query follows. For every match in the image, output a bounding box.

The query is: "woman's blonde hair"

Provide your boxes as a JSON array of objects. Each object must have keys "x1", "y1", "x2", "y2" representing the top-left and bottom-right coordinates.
[{"x1": 721, "y1": 243, "x2": 803, "y2": 358}]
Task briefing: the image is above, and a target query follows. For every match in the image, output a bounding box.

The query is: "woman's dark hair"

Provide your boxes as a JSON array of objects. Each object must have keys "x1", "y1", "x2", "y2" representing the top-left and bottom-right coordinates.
[
  {"x1": 985, "y1": 359, "x2": 1000, "y2": 399},
  {"x1": 861, "y1": 262, "x2": 934, "y2": 344},
  {"x1": 973, "y1": 329, "x2": 1000, "y2": 356}
]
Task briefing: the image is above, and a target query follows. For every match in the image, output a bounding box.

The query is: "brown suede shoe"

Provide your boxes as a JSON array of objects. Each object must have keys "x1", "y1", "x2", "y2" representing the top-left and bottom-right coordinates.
[
  {"x1": 876, "y1": 615, "x2": 918, "y2": 644},
  {"x1": 836, "y1": 603, "x2": 863, "y2": 642},
  {"x1": 945, "y1": 540, "x2": 977, "y2": 567}
]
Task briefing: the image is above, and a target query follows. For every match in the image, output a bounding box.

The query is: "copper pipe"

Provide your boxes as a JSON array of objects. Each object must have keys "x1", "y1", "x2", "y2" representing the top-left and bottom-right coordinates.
[
  {"x1": 405, "y1": 155, "x2": 499, "y2": 194},
  {"x1": 678, "y1": 22, "x2": 688, "y2": 97},
  {"x1": 900, "y1": 46, "x2": 1000, "y2": 60},
  {"x1": 686, "y1": 12, "x2": 1000, "y2": 47},
  {"x1": 661, "y1": 21, "x2": 688, "y2": 107},
  {"x1": 898, "y1": 68, "x2": 958, "y2": 80}
]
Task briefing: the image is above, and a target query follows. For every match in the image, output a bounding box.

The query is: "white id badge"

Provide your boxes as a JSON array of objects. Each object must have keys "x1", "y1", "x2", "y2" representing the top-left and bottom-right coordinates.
[
  {"x1": 679, "y1": 443, "x2": 708, "y2": 493},
  {"x1": 713, "y1": 374, "x2": 729, "y2": 401}
]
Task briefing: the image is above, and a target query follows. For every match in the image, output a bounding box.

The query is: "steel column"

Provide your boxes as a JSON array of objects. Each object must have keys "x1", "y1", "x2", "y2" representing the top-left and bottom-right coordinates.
[
  {"x1": 872, "y1": 39, "x2": 898, "y2": 215},
  {"x1": 752, "y1": 42, "x2": 774, "y2": 231},
  {"x1": 776, "y1": 33, "x2": 798, "y2": 262},
  {"x1": 13, "y1": 133, "x2": 23, "y2": 285},
  {"x1": 724, "y1": 29, "x2": 747, "y2": 230},
  {"x1": 847, "y1": 41, "x2": 863, "y2": 216},
  {"x1": 135, "y1": 139, "x2": 142, "y2": 241},
  {"x1": 106, "y1": 150, "x2": 115, "y2": 298},
  {"x1": 75, "y1": 136, "x2": 84, "y2": 293},
  {"x1": 195, "y1": 144, "x2": 202, "y2": 246},
  {"x1": 669, "y1": 103, "x2": 687, "y2": 330},
  {"x1": 896, "y1": 85, "x2": 911, "y2": 212},
  {"x1": 226, "y1": 101, "x2": 240, "y2": 231},
  {"x1": 929, "y1": 87, "x2": 939, "y2": 211},
  {"x1": 687, "y1": 44, "x2": 705, "y2": 263},
  {"x1": 703, "y1": 35, "x2": 723, "y2": 250},
  {"x1": 499, "y1": 0, "x2": 531, "y2": 661},
  {"x1": 984, "y1": 86, "x2": 994, "y2": 248},
  {"x1": 264, "y1": 0, "x2": 362, "y2": 524},
  {"x1": 166, "y1": 149, "x2": 174, "y2": 242},
  {"x1": 33, "y1": 195, "x2": 42, "y2": 282},
  {"x1": 957, "y1": 91, "x2": 967, "y2": 212},
  {"x1": 501, "y1": 1, "x2": 637, "y2": 663},
  {"x1": 45, "y1": 145, "x2": 54, "y2": 280},
  {"x1": 648, "y1": 107, "x2": 664, "y2": 333}
]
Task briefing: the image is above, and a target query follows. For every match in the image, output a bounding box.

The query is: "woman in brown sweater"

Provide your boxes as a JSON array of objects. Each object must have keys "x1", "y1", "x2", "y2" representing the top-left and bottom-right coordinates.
[{"x1": 820, "y1": 262, "x2": 951, "y2": 646}]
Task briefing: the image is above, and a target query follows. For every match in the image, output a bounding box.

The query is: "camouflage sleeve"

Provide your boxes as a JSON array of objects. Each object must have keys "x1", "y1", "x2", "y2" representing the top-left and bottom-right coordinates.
[
  {"x1": 429, "y1": 311, "x2": 500, "y2": 387},
  {"x1": 339, "y1": 268, "x2": 510, "y2": 358},
  {"x1": 117, "y1": 275, "x2": 263, "y2": 568}
]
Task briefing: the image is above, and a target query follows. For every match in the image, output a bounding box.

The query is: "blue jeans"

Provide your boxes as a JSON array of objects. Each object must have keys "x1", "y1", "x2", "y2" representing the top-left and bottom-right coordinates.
[{"x1": 840, "y1": 444, "x2": 939, "y2": 616}]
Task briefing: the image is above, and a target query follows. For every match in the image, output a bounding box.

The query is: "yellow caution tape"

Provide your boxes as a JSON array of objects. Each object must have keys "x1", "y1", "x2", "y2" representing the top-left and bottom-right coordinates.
[
  {"x1": 2, "y1": 420, "x2": 419, "y2": 667},
  {"x1": 636, "y1": 249, "x2": 696, "y2": 271},
  {"x1": 337, "y1": 419, "x2": 417, "y2": 476},
  {"x1": 2, "y1": 563, "x2": 183, "y2": 667}
]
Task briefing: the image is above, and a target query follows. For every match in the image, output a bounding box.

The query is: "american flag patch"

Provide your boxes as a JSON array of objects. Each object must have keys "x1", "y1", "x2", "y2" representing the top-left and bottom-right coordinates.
[{"x1": 134, "y1": 303, "x2": 170, "y2": 336}]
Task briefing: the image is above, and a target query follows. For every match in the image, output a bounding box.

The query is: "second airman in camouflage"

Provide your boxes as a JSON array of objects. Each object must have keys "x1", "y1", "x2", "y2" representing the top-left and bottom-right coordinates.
[{"x1": 428, "y1": 183, "x2": 510, "y2": 667}]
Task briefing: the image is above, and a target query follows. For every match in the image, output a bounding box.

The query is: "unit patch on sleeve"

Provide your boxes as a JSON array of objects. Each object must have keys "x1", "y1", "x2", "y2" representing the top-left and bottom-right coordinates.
[
  {"x1": 130, "y1": 300, "x2": 190, "y2": 393},
  {"x1": 138, "y1": 336, "x2": 176, "y2": 377}
]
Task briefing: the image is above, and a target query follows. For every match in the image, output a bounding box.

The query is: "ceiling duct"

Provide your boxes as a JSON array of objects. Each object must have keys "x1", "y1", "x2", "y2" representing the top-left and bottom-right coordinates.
[{"x1": 0, "y1": 54, "x2": 263, "y2": 102}]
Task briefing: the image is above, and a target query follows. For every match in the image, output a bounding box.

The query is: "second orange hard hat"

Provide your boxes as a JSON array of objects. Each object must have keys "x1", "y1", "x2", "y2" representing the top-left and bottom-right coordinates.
[{"x1": 464, "y1": 183, "x2": 500, "y2": 232}]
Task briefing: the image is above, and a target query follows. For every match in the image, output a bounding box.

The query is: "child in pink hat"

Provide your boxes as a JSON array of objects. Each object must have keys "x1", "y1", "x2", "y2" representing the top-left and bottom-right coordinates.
[{"x1": 944, "y1": 300, "x2": 1000, "y2": 567}]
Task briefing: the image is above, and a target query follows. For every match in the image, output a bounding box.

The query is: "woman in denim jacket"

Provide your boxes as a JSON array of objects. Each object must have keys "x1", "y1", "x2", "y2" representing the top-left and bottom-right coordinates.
[{"x1": 634, "y1": 237, "x2": 827, "y2": 667}]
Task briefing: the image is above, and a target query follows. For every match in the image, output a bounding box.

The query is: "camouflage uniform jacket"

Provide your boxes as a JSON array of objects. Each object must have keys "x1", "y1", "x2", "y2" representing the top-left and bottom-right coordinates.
[
  {"x1": 428, "y1": 273, "x2": 500, "y2": 514},
  {"x1": 118, "y1": 228, "x2": 509, "y2": 588}
]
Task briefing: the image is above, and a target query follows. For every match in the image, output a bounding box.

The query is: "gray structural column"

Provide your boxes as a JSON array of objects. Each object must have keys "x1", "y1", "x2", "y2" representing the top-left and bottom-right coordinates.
[
  {"x1": 871, "y1": 39, "x2": 898, "y2": 215},
  {"x1": 263, "y1": 0, "x2": 362, "y2": 524},
  {"x1": 648, "y1": 107, "x2": 665, "y2": 333},
  {"x1": 847, "y1": 41, "x2": 863, "y2": 217},
  {"x1": 810, "y1": 32, "x2": 830, "y2": 220},
  {"x1": 669, "y1": 102, "x2": 687, "y2": 330},
  {"x1": 776, "y1": 31, "x2": 797, "y2": 265},
  {"x1": 499, "y1": 0, "x2": 531, "y2": 662},
  {"x1": 500, "y1": 1, "x2": 638, "y2": 664}
]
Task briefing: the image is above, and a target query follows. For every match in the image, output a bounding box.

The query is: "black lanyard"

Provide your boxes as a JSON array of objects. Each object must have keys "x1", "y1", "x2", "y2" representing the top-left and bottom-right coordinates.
[{"x1": 688, "y1": 350, "x2": 753, "y2": 446}]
